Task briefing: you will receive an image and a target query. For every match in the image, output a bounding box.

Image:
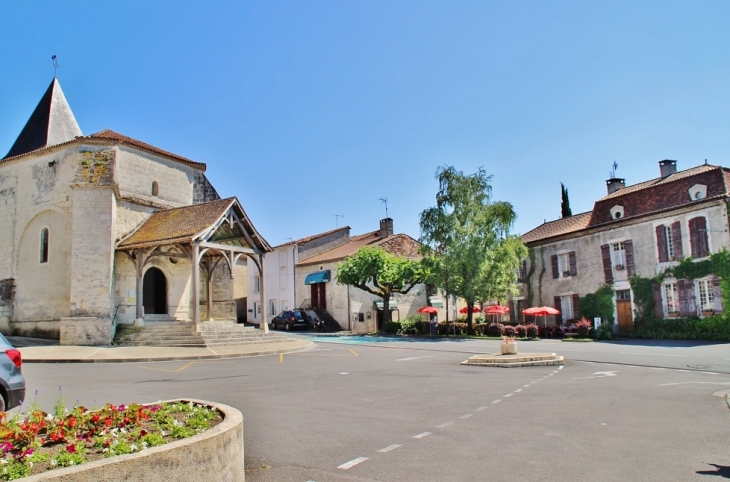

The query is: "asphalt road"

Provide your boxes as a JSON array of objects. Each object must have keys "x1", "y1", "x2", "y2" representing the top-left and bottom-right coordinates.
[{"x1": 20, "y1": 336, "x2": 730, "y2": 481}]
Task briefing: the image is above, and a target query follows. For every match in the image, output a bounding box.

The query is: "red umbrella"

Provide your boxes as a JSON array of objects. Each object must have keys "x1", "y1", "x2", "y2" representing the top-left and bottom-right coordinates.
[
  {"x1": 459, "y1": 306, "x2": 481, "y2": 314},
  {"x1": 417, "y1": 306, "x2": 439, "y2": 314},
  {"x1": 522, "y1": 306, "x2": 560, "y2": 327},
  {"x1": 483, "y1": 305, "x2": 509, "y2": 315}
]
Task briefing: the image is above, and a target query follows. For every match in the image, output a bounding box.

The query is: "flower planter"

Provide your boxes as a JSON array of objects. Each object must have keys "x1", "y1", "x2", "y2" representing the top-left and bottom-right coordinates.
[
  {"x1": 501, "y1": 342, "x2": 517, "y2": 355},
  {"x1": 667, "y1": 313, "x2": 679, "y2": 318},
  {"x1": 22, "y1": 399, "x2": 244, "y2": 482},
  {"x1": 702, "y1": 311, "x2": 715, "y2": 317}
]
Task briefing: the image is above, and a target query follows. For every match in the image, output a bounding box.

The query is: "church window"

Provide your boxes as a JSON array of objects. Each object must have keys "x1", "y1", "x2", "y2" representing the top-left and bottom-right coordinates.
[
  {"x1": 40, "y1": 228, "x2": 49, "y2": 264},
  {"x1": 152, "y1": 181, "x2": 159, "y2": 196}
]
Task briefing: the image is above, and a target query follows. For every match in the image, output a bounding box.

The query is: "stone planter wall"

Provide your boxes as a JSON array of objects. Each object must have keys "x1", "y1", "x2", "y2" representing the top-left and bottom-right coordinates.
[{"x1": 22, "y1": 399, "x2": 244, "y2": 482}]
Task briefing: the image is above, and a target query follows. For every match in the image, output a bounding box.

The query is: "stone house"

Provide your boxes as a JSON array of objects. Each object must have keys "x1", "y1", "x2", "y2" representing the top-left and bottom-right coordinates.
[
  {"x1": 0, "y1": 78, "x2": 271, "y2": 345},
  {"x1": 294, "y1": 218, "x2": 434, "y2": 334},
  {"x1": 515, "y1": 160, "x2": 730, "y2": 334}
]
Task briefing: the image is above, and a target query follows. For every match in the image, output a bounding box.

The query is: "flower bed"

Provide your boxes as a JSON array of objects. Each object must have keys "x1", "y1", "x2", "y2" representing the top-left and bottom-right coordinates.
[{"x1": 0, "y1": 398, "x2": 222, "y2": 480}]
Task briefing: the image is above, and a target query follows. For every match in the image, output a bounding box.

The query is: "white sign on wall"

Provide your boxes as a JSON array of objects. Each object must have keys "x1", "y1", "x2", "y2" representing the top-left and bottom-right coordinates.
[{"x1": 594, "y1": 317, "x2": 601, "y2": 330}]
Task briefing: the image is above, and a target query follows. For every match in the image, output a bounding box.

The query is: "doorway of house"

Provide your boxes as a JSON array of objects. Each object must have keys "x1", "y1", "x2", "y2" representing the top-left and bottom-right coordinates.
[
  {"x1": 143, "y1": 267, "x2": 167, "y2": 315},
  {"x1": 311, "y1": 282, "x2": 327, "y2": 310},
  {"x1": 616, "y1": 289, "x2": 633, "y2": 335}
]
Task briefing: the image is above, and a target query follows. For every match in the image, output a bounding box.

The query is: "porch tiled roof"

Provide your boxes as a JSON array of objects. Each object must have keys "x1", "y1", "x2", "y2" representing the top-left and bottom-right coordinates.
[
  {"x1": 521, "y1": 212, "x2": 592, "y2": 244},
  {"x1": 117, "y1": 198, "x2": 235, "y2": 249}
]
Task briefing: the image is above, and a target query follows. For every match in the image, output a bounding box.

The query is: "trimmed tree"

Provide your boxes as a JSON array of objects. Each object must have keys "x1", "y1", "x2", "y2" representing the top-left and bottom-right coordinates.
[
  {"x1": 561, "y1": 182, "x2": 572, "y2": 218},
  {"x1": 335, "y1": 246, "x2": 426, "y2": 325},
  {"x1": 419, "y1": 166, "x2": 527, "y2": 334}
]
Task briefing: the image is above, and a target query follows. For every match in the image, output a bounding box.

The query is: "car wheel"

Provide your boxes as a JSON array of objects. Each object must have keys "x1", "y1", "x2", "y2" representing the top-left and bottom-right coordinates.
[
  {"x1": 270, "y1": 322, "x2": 276, "y2": 330},
  {"x1": 0, "y1": 394, "x2": 6, "y2": 413},
  {"x1": 285, "y1": 323, "x2": 290, "y2": 331}
]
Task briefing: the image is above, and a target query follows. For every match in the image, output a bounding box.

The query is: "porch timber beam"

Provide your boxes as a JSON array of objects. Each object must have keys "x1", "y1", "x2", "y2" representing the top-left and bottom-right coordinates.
[{"x1": 198, "y1": 241, "x2": 256, "y2": 255}]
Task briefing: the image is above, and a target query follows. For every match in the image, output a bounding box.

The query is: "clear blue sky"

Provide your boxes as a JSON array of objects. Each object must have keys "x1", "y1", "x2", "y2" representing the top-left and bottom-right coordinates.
[{"x1": 2, "y1": 1, "x2": 730, "y2": 245}]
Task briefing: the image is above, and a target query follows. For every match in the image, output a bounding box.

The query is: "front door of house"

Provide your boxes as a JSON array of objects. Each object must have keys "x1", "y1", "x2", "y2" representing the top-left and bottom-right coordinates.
[
  {"x1": 616, "y1": 290, "x2": 633, "y2": 335},
  {"x1": 143, "y1": 267, "x2": 167, "y2": 315},
  {"x1": 311, "y1": 283, "x2": 327, "y2": 310}
]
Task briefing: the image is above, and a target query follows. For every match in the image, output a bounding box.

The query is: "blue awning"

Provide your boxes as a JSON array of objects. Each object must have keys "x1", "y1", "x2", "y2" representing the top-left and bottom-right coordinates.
[
  {"x1": 304, "y1": 270, "x2": 331, "y2": 285},
  {"x1": 374, "y1": 299, "x2": 398, "y2": 310},
  {"x1": 428, "y1": 296, "x2": 444, "y2": 308}
]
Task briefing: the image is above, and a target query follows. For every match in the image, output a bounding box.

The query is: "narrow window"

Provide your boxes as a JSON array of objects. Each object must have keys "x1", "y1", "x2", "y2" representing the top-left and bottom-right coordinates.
[
  {"x1": 40, "y1": 228, "x2": 49, "y2": 264},
  {"x1": 612, "y1": 242, "x2": 626, "y2": 269},
  {"x1": 665, "y1": 225, "x2": 674, "y2": 260},
  {"x1": 664, "y1": 283, "x2": 679, "y2": 315},
  {"x1": 697, "y1": 279, "x2": 714, "y2": 311},
  {"x1": 151, "y1": 181, "x2": 159, "y2": 196},
  {"x1": 253, "y1": 276, "x2": 260, "y2": 293},
  {"x1": 560, "y1": 295, "x2": 574, "y2": 321},
  {"x1": 557, "y1": 253, "x2": 570, "y2": 277},
  {"x1": 269, "y1": 300, "x2": 276, "y2": 316}
]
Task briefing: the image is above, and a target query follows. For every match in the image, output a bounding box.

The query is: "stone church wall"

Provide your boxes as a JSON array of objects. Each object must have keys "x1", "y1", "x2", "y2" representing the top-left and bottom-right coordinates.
[{"x1": 116, "y1": 147, "x2": 197, "y2": 207}]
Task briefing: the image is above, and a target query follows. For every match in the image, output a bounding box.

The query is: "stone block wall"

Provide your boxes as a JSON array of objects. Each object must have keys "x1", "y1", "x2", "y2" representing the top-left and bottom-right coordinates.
[
  {"x1": 193, "y1": 172, "x2": 220, "y2": 204},
  {"x1": 116, "y1": 147, "x2": 197, "y2": 207}
]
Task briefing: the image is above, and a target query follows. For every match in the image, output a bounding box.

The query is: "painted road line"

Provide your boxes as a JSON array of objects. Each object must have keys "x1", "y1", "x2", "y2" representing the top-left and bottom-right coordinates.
[
  {"x1": 514, "y1": 389, "x2": 522, "y2": 393},
  {"x1": 650, "y1": 367, "x2": 666, "y2": 370},
  {"x1": 558, "y1": 366, "x2": 564, "y2": 370},
  {"x1": 459, "y1": 414, "x2": 473, "y2": 419},
  {"x1": 378, "y1": 444, "x2": 402, "y2": 453},
  {"x1": 349, "y1": 349, "x2": 358, "y2": 356},
  {"x1": 503, "y1": 394, "x2": 513, "y2": 398},
  {"x1": 437, "y1": 421, "x2": 454, "y2": 428},
  {"x1": 279, "y1": 354, "x2": 283, "y2": 363},
  {"x1": 395, "y1": 357, "x2": 420, "y2": 361},
  {"x1": 476, "y1": 406, "x2": 488, "y2": 411},
  {"x1": 138, "y1": 361, "x2": 195, "y2": 373},
  {"x1": 523, "y1": 384, "x2": 530, "y2": 388},
  {"x1": 413, "y1": 432, "x2": 431, "y2": 439},
  {"x1": 82, "y1": 349, "x2": 103, "y2": 359},
  {"x1": 491, "y1": 399, "x2": 502, "y2": 404},
  {"x1": 620, "y1": 352, "x2": 686, "y2": 358},
  {"x1": 338, "y1": 457, "x2": 369, "y2": 470},
  {"x1": 660, "y1": 381, "x2": 730, "y2": 387},
  {"x1": 702, "y1": 372, "x2": 719, "y2": 375},
  {"x1": 674, "y1": 369, "x2": 691, "y2": 373}
]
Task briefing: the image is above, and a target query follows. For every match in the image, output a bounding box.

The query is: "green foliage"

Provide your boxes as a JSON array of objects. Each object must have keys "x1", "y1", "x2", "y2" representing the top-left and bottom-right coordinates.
[
  {"x1": 560, "y1": 182, "x2": 572, "y2": 218},
  {"x1": 578, "y1": 285, "x2": 615, "y2": 323},
  {"x1": 630, "y1": 275, "x2": 657, "y2": 321},
  {"x1": 336, "y1": 246, "x2": 426, "y2": 323},
  {"x1": 594, "y1": 322, "x2": 614, "y2": 340},
  {"x1": 634, "y1": 315, "x2": 730, "y2": 341},
  {"x1": 526, "y1": 248, "x2": 536, "y2": 307},
  {"x1": 419, "y1": 166, "x2": 527, "y2": 334}
]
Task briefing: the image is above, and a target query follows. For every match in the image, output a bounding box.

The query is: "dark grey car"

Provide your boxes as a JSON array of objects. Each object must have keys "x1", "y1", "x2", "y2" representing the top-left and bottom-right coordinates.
[
  {"x1": 270, "y1": 310, "x2": 310, "y2": 331},
  {"x1": 0, "y1": 333, "x2": 25, "y2": 411}
]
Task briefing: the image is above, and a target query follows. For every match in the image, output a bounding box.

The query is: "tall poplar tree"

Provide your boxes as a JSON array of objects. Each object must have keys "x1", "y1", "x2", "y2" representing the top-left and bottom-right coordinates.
[
  {"x1": 561, "y1": 182, "x2": 572, "y2": 218},
  {"x1": 419, "y1": 166, "x2": 527, "y2": 334}
]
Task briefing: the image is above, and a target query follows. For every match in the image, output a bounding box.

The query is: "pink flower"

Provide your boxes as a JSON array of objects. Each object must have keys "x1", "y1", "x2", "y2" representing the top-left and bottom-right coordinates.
[{"x1": 66, "y1": 444, "x2": 76, "y2": 454}]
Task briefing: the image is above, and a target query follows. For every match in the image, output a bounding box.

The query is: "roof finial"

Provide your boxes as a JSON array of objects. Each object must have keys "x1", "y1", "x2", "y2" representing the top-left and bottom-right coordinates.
[
  {"x1": 609, "y1": 161, "x2": 618, "y2": 179},
  {"x1": 705, "y1": 158, "x2": 708, "y2": 165},
  {"x1": 379, "y1": 197, "x2": 389, "y2": 218},
  {"x1": 51, "y1": 55, "x2": 60, "y2": 77}
]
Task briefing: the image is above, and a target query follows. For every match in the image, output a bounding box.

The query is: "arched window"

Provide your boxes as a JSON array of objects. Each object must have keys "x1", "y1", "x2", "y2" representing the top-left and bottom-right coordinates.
[
  {"x1": 151, "y1": 181, "x2": 159, "y2": 196},
  {"x1": 40, "y1": 228, "x2": 49, "y2": 264}
]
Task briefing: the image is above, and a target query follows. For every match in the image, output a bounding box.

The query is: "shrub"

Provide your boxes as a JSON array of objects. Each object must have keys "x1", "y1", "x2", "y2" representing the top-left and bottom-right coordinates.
[
  {"x1": 382, "y1": 321, "x2": 401, "y2": 334},
  {"x1": 473, "y1": 324, "x2": 486, "y2": 336},
  {"x1": 503, "y1": 325, "x2": 517, "y2": 337},
  {"x1": 439, "y1": 322, "x2": 468, "y2": 335},
  {"x1": 525, "y1": 324, "x2": 539, "y2": 338},
  {"x1": 594, "y1": 321, "x2": 614, "y2": 340},
  {"x1": 515, "y1": 324, "x2": 526, "y2": 338},
  {"x1": 398, "y1": 320, "x2": 416, "y2": 334},
  {"x1": 485, "y1": 323, "x2": 504, "y2": 337},
  {"x1": 576, "y1": 318, "x2": 592, "y2": 338}
]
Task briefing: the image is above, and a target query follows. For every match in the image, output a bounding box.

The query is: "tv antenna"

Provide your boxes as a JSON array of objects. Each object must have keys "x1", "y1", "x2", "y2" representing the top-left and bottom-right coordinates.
[
  {"x1": 51, "y1": 55, "x2": 60, "y2": 77},
  {"x1": 609, "y1": 161, "x2": 618, "y2": 179},
  {"x1": 379, "y1": 197, "x2": 389, "y2": 218},
  {"x1": 331, "y1": 214, "x2": 344, "y2": 228}
]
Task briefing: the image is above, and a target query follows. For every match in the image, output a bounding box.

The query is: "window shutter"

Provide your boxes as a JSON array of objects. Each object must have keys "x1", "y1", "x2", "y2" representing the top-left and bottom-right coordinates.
[
  {"x1": 656, "y1": 225, "x2": 668, "y2": 262},
  {"x1": 554, "y1": 296, "x2": 563, "y2": 323},
  {"x1": 713, "y1": 276, "x2": 724, "y2": 313},
  {"x1": 569, "y1": 252, "x2": 577, "y2": 276},
  {"x1": 690, "y1": 217, "x2": 708, "y2": 258},
  {"x1": 678, "y1": 279, "x2": 697, "y2": 317},
  {"x1": 671, "y1": 221, "x2": 683, "y2": 259},
  {"x1": 551, "y1": 255, "x2": 559, "y2": 279},
  {"x1": 601, "y1": 245, "x2": 613, "y2": 284},
  {"x1": 652, "y1": 283, "x2": 664, "y2": 318},
  {"x1": 572, "y1": 294, "x2": 581, "y2": 321},
  {"x1": 625, "y1": 240, "x2": 635, "y2": 278}
]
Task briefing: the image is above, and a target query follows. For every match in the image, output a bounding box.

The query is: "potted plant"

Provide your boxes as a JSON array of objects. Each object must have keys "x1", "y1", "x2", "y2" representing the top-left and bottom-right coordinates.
[
  {"x1": 562, "y1": 271, "x2": 571, "y2": 278},
  {"x1": 614, "y1": 264, "x2": 625, "y2": 271},
  {"x1": 702, "y1": 309, "x2": 715, "y2": 317},
  {"x1": 667, "y1": 311, "x2": 679, "y2": 318},
  {"x1": 501, "y1": 336, "x2": 517, "y2": 355}
]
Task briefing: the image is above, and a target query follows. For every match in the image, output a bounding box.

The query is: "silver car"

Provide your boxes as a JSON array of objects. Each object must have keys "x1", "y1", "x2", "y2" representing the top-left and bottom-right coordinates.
[{"x1": 0, "y1": 333, "x2": 25, "y2": 411}]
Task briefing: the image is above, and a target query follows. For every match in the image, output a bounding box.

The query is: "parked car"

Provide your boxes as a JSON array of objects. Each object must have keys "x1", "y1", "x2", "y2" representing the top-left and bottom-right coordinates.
[
  {"x1": 270, "y1": 310, "x2": 310, "y2": 331},
  {"x1": 0, "y1": 333, "x2": 25, "y2": 411}
]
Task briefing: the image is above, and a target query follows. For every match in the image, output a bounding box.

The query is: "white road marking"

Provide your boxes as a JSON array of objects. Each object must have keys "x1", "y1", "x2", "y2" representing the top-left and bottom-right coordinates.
[
  {"x1": 395, "y1": 356, "x2": 430, "y2": 361},
  {"x1": 378, "y1": 444, "x2": 401, "y2": 453},
  {"x1": 338, "y1": 457, "x2": 369, "y2": 470},
  {"x1": 413, "y1": 432, "x2": 431, "y2": 439},
  {"x1": 620, "y1": 352, "x2": 686, "y2": 358},
  {"x1": 558, "y1": 366, "x2": 564, "y2": 370},
  {"x1": 492, "y1": 399, "x2": 502, "y2": 404},
  {"x1": 514, "y1": 389, "x2": 522, "y2": 393},
  {"x1": 503, "y1": 394, "x2": 513, "y2": 398},
  {"x1": 660, "y1": 381, "x2": 730, "y2": 387},
  {"x1": 459, "y1": 414, "x2": 473, "y2": 419},
  {"x1": 82, "y1": 349, "x2": 103, "y2": 359},
  {"x1": 523, "y1": 384, "x2": 530, "y2": 388},
  {"x1": 573, "y1": 371, "x2": 619, "y2": 380},
  {"x1": 650, "y1": 367, "x2": 666, "y2": 370},
  {"x1": 702, "y1": 372, "x2": 719, "y2": 375},
  {"x1": 437, "y1": 421, "x2": 454, "y2": 428},
  {"x1": 340, "y1": 372, "x2": 348, "y2": 375},
  {"x1": 476, "y1": 406, "x2": 488, "y2": 411},
  {"x1": 674, "y1": 369, "x2": 691, "y2": 373}
]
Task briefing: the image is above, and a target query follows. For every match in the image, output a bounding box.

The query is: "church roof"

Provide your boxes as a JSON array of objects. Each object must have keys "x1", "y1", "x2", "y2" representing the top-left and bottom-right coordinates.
[
  {"x1": 87, "y1": 130, "x2": 206, "y2": 170},
  {"x1": 117, "y1": 197, "x2": 271, "y2": 252},
  {"x1": 3, "y1": 78, "x2": 82, "y2": 160}
]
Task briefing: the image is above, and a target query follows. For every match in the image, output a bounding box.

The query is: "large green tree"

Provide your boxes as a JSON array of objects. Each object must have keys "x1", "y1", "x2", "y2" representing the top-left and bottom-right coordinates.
[
  {"x1": 419, "y1": 166, "x2": 527, "y2": 334},
  {"x1": 560, "y1": 182, "x2": 572, "y2": 218},
  {"x1": 336, "y1": 246, "x2": 426, "y2": 323}
]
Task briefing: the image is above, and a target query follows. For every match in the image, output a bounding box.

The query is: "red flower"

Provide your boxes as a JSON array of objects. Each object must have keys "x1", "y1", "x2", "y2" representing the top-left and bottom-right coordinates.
[
  {"x1": 66, "y1": 443, "x2": 76, "y2": 453},
  {"x1": 68, "y1": 416, "x2": 76, "y2": 428},
  {"x1": 92, "y1": 414, "x2": 100, "y2": 424},
  {"x1": 104, "y1": 418, "x2": 112, "y2": 427}
]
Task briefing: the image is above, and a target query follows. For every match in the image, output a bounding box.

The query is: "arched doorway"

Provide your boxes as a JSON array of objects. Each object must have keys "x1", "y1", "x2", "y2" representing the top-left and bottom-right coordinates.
[{"x1": 143, "y1": 267, "x2": 167, "y2": 315}]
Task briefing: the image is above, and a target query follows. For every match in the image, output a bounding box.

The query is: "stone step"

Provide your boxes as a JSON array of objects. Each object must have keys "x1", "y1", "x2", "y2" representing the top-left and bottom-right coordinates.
[{"x1": 461, "y1": 353, "x2": 564, "y2": 368}]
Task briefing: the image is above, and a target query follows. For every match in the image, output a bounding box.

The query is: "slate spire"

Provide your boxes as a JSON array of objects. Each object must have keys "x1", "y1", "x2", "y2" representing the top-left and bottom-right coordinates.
[{"x1": 3, "y1": 78, "x2": 82, "y2": 159}]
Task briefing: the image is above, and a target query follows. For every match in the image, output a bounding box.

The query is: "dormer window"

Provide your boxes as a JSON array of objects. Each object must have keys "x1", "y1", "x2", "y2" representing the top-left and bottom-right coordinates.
[
  {"x1": 689, "y1": 184, "x2": 707, "y2": 201},
  {"x1": 151, "y1": 181, "x2": 159, "y2": 196},
  {"x1": 610, "y1": 205, "x2": 624, "y2": 220}
]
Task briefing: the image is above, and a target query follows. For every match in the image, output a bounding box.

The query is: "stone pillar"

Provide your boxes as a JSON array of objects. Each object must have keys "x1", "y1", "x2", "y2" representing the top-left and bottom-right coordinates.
[
  {"x1": 192, "y1": 243, "x2": 200, "y2": 325},
  {"x1": 134, "y1": 252, "x2": 145, "y2": 326},
  {"x1": 259, "y1": 253, "x2": 268, "y2": 334},
  {"x1": 206, "y1": 261, "x2": 214, "y2": 322}
]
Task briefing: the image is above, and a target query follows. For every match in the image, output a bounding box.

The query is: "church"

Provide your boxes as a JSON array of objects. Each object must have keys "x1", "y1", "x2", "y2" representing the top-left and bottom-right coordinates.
[{"x1": 0, "y1": 78, "x2": 272, "y2": 345}]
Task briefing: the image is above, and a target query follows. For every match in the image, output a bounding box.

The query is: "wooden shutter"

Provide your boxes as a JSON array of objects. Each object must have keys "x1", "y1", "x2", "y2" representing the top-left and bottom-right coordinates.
[
  {"x1": 572, "y1": 294, "x2": 581, "y2": 321},
  {"x1": 671, "y1": 221, "x2": 683, "y2": 259},
  {"x1": 569, "y1": 252, "x2": 577, "y2": 276},
  {"x1": 713, "y1": 277, "x2": 724, "y2": 313},
  {"x1": 625, "y1": 240, "x2": 635, "y2": 277},
  {"x1": 554, "y1": 296, "x2": 563, "y2": 323},
  {"x1": 689, "y1": 217, "x2": 709, "y2": 258},
  {"x1": 652, "y1": 282, "x2": 664, "y2": 317},
  {"x1": 601, "y1": 245, "x2": 613, "y2": 283},
  {"x1": 678, "y1": 279, "x2": 697, "y2": 317},
  {"x1": 551, "y1": 255, "x2": 559, "y2": 279},
  {"x1": 656, "y1": 225, "x2": 668, "y2": 262}
]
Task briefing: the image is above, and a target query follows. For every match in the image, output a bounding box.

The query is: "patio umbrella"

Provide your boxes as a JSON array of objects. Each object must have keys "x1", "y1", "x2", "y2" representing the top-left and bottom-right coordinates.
[
  {"x1": 459, "y1": 306, "x2": 481, "y2": 314},
  {"x1": 417, "y1": 306, "x2": 439, "y2": 314},
  {"x1": 522, "y1": 306, "x2": 561, "y2": 327},
  {"x1": 483, "y1": 304, "x2": 509, "y2": 323}
]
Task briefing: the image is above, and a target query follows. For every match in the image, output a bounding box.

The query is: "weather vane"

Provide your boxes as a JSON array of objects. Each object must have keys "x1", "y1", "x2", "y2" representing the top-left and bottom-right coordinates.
[
  {"x1": 379, "y1": 197, "x2": 389, "y2": 218},
  {"x1": 331, "y1": 214, "x2": 345, "y2": 228},
  {"x1": 51, "y1": 55, "x2": 60, "y2": 77},
  {"x1": 609, "y1": 161, "x2": 618, "y2": 179}
]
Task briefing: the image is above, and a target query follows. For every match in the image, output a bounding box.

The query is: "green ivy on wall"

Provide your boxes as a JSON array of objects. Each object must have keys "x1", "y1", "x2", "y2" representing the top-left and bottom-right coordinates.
[
  {"x1": 578, "y1": 285, "x2": 615, "y2": 323},
  {"x1": 526, "y1": 247, "x2": 536, "y2": 307},
  {"x1": 538, "y1": 246, "x2": 546, "y2": 306}
]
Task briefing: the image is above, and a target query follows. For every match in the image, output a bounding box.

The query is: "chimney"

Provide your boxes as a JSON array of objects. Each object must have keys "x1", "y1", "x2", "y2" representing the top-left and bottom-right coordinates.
[
  {"x1": 380, "y1": 218, "x2": 393, "y2": 239},
  {"x1": 606, "y1": 178, "x2": 625, "y2": 195},
  {"x1": 659, "y1": 159, "x2": 677, "y2": 178}
]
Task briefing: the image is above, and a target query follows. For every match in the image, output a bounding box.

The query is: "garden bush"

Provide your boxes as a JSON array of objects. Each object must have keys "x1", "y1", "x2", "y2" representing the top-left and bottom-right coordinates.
[
  {"x1": 472, "y1": 324, "x2": 486, "y2": 336},
  {"x1": 575, "y1": 318, "x2": 593, "y2": 338},
  {"x1": 485, "y1": 323, "x2": 504, "y2": 337},
  {"x1": 634, "y1": 315, "x2": 730, "y2": 341},
  {"x1": 594, "y1": 321, "x2": 614, "y2": 340},
  {"x1": 382, "y1": 321, "x2": 401, "y2": 334},
  {"x1": 503, "y1": 325, "x2": 517, "y2": 337},
  {"x1": 438, "y1": 322, "x2": 467, "y2": 335},
  {"x1": 514, "y1": 324, "x2": 526, "y2": 338},
  {"x1": 525, "y1": 324, "x2": 539, "y2": 338}
]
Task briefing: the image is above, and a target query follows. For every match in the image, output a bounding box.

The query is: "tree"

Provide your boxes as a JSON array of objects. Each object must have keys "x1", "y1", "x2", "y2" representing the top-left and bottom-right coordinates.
[
  {"x1": 560, "y1": 182, "x2": 572, "y2": 218},
  {"x1": 419, "y1": 166, "x2": 527, "y2": 334},
  {"x1": 335, "y1": 246, "x2": 426, "y2": 324}
]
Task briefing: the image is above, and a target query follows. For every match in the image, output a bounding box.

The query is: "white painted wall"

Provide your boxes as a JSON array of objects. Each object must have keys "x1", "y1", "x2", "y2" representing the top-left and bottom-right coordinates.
[{"x1": 247, "y1": 245, "x2": 297, "y2": 324}]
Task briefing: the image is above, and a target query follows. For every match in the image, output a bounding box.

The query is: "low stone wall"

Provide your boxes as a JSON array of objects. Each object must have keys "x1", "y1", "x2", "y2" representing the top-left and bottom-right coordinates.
[
  {"x1": 59, "y1": 317, "x2": 111, "y2": 345},
  {"x1": 22, "y1": 399, "x2": 244, "y2": 481}
]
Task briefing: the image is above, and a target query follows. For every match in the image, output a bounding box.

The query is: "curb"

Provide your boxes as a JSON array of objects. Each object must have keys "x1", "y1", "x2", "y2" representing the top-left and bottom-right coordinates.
[{"x1": 22, "y1": 341, "x2": 316, "y2": 364}]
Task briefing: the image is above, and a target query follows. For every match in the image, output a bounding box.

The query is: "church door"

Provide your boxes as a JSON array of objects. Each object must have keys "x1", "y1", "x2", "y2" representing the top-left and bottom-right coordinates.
[{"x1": 143, "y1": 267, "x2": 168, "y2": 315}]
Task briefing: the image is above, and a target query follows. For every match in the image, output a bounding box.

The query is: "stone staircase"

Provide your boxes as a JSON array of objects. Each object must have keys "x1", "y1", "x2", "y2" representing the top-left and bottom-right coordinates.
[
  {"x1": 113, "y1": 321, "x2": 298, "y2": 348},
  {"x1": 461, "y1": 353, "x2": 564, "y2": 368}
]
